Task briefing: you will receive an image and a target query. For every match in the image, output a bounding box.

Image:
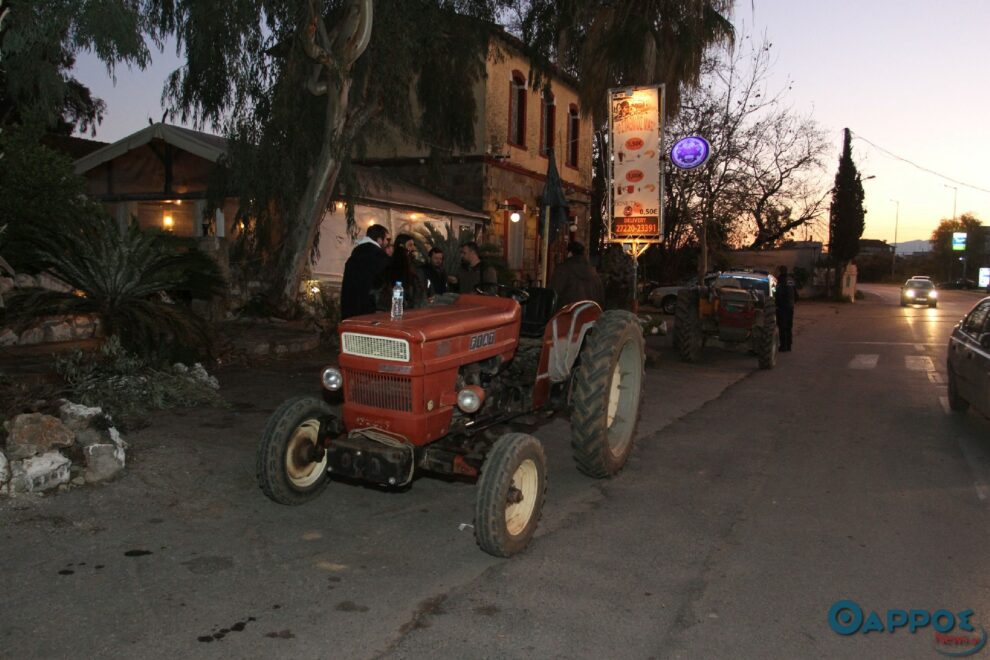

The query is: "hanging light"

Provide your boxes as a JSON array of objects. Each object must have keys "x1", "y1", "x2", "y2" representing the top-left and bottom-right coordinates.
[
  {"x1": 510, "y1": 211, "x2": 521, "y2": 223},
  {"x1": 163, "y1": 213, "x2": 174, "y2": 229}
]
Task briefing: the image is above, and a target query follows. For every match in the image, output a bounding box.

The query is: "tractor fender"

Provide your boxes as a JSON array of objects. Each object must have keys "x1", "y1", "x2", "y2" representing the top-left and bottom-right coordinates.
[{"x1": 547, "y1": 301, "x2": 602, "y2": 382}]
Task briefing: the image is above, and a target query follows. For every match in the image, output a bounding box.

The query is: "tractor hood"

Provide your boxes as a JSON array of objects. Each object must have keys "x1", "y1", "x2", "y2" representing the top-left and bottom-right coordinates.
[{"x1": 339, "y1": 294, "x2": 521, "y2": 344}]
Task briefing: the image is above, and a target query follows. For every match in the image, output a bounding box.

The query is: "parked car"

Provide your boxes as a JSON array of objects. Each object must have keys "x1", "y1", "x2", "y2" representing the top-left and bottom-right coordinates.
[
  {"x1": 900, "y1": 278, "x2": 938, "y2": 307},
  {"x1": 939, "y1": 278, "x2": 977, "y2": 290},
  {"x1": 947, "y1": 296, "x2": 990, "y2": 415},
  {"x1": 648, "y1": 272, "x2": 718, "y2": 314}
]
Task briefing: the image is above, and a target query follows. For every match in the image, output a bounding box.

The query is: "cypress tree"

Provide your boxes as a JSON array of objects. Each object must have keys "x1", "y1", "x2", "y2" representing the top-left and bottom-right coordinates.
[{"x1": 829, "y1": 128, "x2": 866, "y2": 294}]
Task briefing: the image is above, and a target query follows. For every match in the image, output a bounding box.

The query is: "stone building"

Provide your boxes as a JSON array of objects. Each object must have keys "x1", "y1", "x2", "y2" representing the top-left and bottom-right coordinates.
[{"x1": 359, "y1": 30, "x2": 594, "y2": 283}]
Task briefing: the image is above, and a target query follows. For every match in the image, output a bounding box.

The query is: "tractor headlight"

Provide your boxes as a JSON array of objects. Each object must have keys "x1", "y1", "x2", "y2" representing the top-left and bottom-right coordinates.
[
  {"x1": 456, "y1": 387, "x2": 484, "y2": 413},
  {"x1": 906, "y1": 289, "x2": 916, "y2": 298},
  {"x1": 321, "y1": 367, "x2": 343, "y2": 391}
]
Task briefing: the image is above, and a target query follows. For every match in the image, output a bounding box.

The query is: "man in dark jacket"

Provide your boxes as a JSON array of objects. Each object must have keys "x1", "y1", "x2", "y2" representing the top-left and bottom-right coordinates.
[
  {"x1": 421, "y1": 247, "x2": 448, "y2": 296},
  {"x1": 340, "y1": 224, "x2": 391, "y2": 320},
  {"x1": 776, "y1": 265, "x2": 798, "y2": 351},
  {"x1": 456, "y1": 241, "x2": 498, "y2": 293},
  {"x1": 549, "y1": 241, "x2": 605, "y2": 307}
]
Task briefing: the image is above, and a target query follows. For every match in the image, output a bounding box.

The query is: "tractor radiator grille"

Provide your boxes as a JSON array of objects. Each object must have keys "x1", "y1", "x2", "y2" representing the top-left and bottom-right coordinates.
[
  {"x1": 342, "y1": 333, "x2": 410, "y2": 362},
  {"x1": 347, "y1": 371, "x2": 413, "y2": 412}
]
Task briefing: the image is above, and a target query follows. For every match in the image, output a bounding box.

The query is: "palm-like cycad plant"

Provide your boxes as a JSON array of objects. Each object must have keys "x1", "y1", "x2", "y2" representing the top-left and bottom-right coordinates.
[{"x1": 7, "y1": 212, "x2": 225, "y2": 354}]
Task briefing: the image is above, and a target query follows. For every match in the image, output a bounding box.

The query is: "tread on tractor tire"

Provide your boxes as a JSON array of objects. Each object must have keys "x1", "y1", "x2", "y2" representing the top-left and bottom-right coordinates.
[
  {"x1": 474, "y1": 433, "x2": 547, "y2": 557},
  {"x1": 754, "y1": 305, "x2": 779, "y2": 369},
  {"x1": 947, "y1": 367, "x2": 969, "y2": 412},
  {"x1": 257, "y1": 396, "x2": 336, "y2": 505},
  {"x1": 673, "y1": 288, "x2": 703, "y2": 362},
  {"x1": 569, "y1": 310, "x2": 645, "y2": 478}
]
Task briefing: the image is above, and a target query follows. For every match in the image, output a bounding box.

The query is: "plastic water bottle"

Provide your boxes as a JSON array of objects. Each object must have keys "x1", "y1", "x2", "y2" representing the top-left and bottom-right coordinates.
[{"x1": 391, "y1": 281, "x2": 404, "y2": 320}]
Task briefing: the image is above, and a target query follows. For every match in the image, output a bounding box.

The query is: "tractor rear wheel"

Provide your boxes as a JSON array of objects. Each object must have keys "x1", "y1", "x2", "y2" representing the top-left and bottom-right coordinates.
[
  {"x1": 570, "y1": 310, "x2": 644, "y2": 478},
  {"x1": 257, "y1": 396, "x2": 336, "y2": 505},
  {"x1": 475, "y1": 433, "x2": 547, "y2": 557},
  {"x1": 673, "y1": 288, "x2": 703, "y2": 362},
  {"x1": 754, "y1": 307, "x2": 779, "y2": 369}
]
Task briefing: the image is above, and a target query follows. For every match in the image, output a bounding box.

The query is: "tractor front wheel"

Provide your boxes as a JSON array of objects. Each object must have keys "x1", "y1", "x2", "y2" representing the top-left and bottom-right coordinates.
[
  {"x1": 754, "y1": 307, "x2": 779, "y2": 369},
  {"x1": 673, "y1": 288, "x2": 703, "y2": 362},
  {"x1": 475, "y1": 433, "x2": 547, "y2": 557},
  {"x1": 257, "y1": 396, "x2": 336, "y2": 505},
  {"x1": 570, "y1": 310, "x2": 645, "y2": 478}
]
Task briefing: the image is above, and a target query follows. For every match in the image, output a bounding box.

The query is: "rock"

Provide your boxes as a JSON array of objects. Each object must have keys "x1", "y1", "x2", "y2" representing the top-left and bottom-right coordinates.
[
  {"x1": 59, "y1": 402, "x2": 104, "y2": 432},
  {"x1": 108, "y1": 427, "x2": 127, "y2": 466},
  {"x1": 0, "y1": 276, "x2": 13, "y2": 293},
  {"x1": 9, "y1": 451, "x2": 72, "y2": 493},
  {"x1": 83, "y1": 444, "x2": 124, "y2": 482},
  {"x1": 18, "y1": 327, "x2": 44, "y2": 345},
  {"x1": 0, "y1": 450, "x2": 9, "y2": 488},
  {"x1": 13, "y1": 273, "x2": 36, "y2": 288},
  {"x1": 71, "y1": 476, "x2": 86, "y2": 486},
  {"x1": 36, "y1": 272, "x2": 71, "y2": 292},
  {"x1": 5, "y1": 413, "x2": 75, "y2": 460},
  {"x1": 0, "y1": 328, "x2": 17, "y2": 347},
  {"x1": 44, "y1": 321, "x2": 73, "y2": 343}
]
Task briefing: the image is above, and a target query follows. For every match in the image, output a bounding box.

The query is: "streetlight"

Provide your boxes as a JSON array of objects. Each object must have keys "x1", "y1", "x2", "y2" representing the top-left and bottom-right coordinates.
[
  {"x1": 944, "y1": 184, "x2": 958, "y2": 221},
  {"x1": 890, "y1": 199, "x2": 899, "y2": 277}
]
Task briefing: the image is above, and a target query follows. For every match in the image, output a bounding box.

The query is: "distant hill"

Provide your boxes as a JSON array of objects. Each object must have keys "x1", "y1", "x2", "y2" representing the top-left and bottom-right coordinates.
[{"x1": 895, "y1": 239, "x2": 931, "y2": 254}]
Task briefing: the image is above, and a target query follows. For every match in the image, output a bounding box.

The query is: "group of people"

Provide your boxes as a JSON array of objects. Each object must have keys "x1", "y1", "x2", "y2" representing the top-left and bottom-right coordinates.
[
  {"x1": 339, "y1": 225, "x2": 501, "y2": 320},
  {"x1": 339, "y1": 225, "x2": 605, "y2": 321}
]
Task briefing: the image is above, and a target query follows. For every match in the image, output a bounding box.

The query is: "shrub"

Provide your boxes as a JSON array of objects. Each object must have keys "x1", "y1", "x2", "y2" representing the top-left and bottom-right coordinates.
[
  {"x1": 7, "y1": 213, "x2": 226, "y2": 356},
  {"x1": 56, "y1": 336, "x2": 225, "y2": 429}
]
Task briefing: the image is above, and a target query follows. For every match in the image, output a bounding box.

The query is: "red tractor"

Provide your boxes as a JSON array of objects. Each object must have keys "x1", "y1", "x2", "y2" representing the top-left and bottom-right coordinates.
[
  {"x1": 672, "y1": 270, "x2": 779, "y2": 369},
  {"x1": 257, "y1": 289, "x2": 645, "y2": 557}
]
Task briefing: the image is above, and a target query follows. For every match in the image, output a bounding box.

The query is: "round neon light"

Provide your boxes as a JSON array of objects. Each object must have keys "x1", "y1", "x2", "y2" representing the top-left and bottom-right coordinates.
[{"x1": 670, "y1": 136, "x2": 712, "y2": 170}]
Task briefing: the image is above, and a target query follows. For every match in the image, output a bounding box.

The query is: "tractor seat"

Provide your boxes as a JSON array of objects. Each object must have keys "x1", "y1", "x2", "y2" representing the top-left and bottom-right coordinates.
[{"x1": 519, "y1": 287, "x2": 558, "y2": 338}]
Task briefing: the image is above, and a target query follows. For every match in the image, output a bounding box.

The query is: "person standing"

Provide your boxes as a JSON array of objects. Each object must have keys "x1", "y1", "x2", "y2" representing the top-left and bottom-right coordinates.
[
  {"x1": 548, "y1": 241, "x2": 605, "y2": 307},
  {"x1": 776, "y1": 265, "x2": 798, "y2": 351},
  {"x1": 376, "y1": 243, "x2": 426, "y2": 311},
  {"x1": 340, "y1": 224, "x2": 391, "y2": 320},
  {"x1": 421, "y1": 247, "x2": 449, "y2": 296},
  {"x1": 456, "y1": 241, "x2": 498, "y2": 293}
]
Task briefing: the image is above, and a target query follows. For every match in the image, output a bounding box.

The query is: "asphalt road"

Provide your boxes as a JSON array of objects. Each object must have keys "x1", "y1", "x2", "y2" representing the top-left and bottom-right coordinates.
[{"x1": 4, "y1": 285, "x2": 990, "y2": 659}]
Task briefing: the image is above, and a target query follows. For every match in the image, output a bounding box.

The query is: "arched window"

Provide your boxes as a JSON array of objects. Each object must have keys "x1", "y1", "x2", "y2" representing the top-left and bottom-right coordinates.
[
  {"x1": 540, "y1": 91, "x2": 555, "y2": 156},
  {"x1": 566, "y1": 105, "x2": 580, "y2": 167},
  {"x1": 508, "y1": 72, "x2": 527, "y2": 147}
]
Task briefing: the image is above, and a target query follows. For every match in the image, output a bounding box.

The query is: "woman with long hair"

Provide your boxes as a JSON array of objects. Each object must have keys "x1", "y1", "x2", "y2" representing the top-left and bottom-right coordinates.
[{"x1": 376, "y1": 242, "x2": 426, "y2": 311}]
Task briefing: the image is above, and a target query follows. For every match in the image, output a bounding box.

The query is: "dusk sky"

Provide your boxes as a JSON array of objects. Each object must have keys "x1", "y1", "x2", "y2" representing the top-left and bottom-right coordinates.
[{"x1": 72, "y1": 0, "x2": 990, "y2": 247}]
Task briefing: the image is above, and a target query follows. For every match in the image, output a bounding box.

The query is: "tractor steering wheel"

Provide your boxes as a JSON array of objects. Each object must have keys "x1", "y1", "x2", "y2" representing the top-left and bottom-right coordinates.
[{"x1": 475, "y1": 282, "x2": 530, "y2": 303}]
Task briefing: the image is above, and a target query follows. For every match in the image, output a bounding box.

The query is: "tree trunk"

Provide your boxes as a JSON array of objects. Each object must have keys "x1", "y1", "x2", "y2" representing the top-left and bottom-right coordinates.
[{"x1": 269, "y1": 0, "x2": 373, "y2": 311}]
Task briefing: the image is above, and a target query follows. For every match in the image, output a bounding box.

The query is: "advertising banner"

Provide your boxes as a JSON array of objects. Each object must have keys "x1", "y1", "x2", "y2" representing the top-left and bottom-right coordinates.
[
  {"x1": 952, "y1": 232, "x2": 967, "y2": 251},
  {"x1": 608, "y1": 86, "x2": 663, "y2": 242}
]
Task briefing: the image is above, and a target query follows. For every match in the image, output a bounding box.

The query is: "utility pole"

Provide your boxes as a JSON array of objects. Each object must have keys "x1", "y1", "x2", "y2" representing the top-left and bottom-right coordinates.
[
  {"x1": 890, "y1": 199, "x2": 899, "y2": 278},
  {"x1": 945, "y1": 184, "x2": 958, "y2": 221}
]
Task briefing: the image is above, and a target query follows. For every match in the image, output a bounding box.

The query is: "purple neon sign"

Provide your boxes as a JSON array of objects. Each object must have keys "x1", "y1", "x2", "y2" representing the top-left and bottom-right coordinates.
[{"x1": 670, "y1": 136, "x2": 711, "y2": 170}]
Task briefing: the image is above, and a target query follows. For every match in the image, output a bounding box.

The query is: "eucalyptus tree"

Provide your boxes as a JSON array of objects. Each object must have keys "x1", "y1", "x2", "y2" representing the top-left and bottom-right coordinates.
[
  {"x1": 0, "y1": 0, "x2": 162, "y2": 132},
  {"x1": 157, "y1": 0, "x2": 501, "y2": 309}
]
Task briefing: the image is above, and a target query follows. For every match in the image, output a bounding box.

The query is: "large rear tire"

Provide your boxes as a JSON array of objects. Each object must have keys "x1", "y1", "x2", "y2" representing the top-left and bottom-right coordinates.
[
  {"x1": 257, "y1": 396, "x2": 336, "y2": 505},
  {"x1": 475, "y1": 433, "x2": 547, "y2": 557},
  {"x1": 755, "y1": 307, "x2": 779, "y2": 369},
  {"x1": 673, "y1": 288, "x2": 703, "y2": 362},
  {"x1": 569, "y1": 310, "x2": 645, "y2": 478}
]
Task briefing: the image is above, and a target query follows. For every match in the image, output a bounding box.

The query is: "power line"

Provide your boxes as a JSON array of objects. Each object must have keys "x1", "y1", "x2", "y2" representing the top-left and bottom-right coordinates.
[{"x1": 850, "y1": 130, "x2": 990, "y2": 196}]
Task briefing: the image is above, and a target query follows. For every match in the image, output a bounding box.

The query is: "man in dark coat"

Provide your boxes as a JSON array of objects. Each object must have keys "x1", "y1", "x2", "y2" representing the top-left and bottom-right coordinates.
[
  {"x1": 340, "y1": 224, "x2": 391, "y2": 320},
  {"x1": 775, "y1": 265, "x2": 798, "y2": 351},
  {"x1": 549, "y1": 241, "x2": 605, "y2": 307},
  {"x1": 456, "y1": 241, "x2": 498, "y2": 293},
  {"x1": 421, "y1": 247, "x2": 448, "y2": 296}
]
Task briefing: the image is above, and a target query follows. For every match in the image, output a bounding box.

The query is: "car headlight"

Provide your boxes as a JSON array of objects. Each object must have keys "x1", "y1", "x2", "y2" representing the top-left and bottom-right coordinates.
[
  {"x1": 906, "y1": 290, "x2": 915, "y2": 298},
  {"x1": 930, "y1": 290, "x2": 938, "y2": 298},
  {"x1": 321, "y1": 367, "x2": 343, "y2": 391}
]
